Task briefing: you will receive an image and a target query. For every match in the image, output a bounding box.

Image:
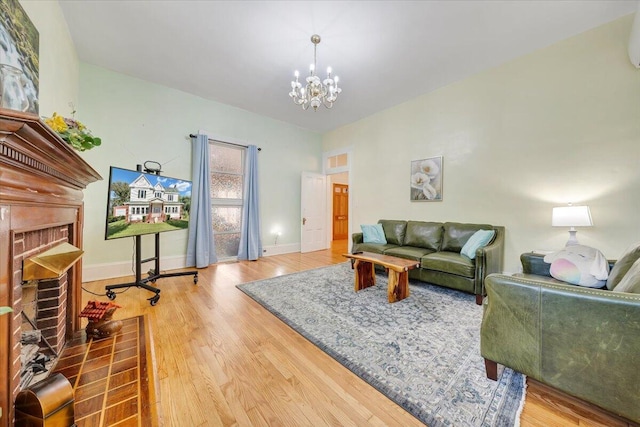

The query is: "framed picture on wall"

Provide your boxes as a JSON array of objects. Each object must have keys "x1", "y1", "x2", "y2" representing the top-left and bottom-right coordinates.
[
  {"x1": 0, "y1": 0, "x2": 39, "y2": 113},
  {"x1": 410, "y1": 156, "x2": 443, "y2": 201}
]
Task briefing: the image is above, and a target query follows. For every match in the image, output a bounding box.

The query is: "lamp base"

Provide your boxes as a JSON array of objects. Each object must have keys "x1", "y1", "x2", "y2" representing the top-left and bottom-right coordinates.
[{"x1": 565, "y1": 229, "x2": 579, "y2": 246}]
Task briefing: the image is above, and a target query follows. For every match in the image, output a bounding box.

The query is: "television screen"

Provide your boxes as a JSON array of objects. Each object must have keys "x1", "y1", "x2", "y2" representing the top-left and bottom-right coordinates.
[{"x1": 105, "y1": 166, "x2": 192, "y2": 240}]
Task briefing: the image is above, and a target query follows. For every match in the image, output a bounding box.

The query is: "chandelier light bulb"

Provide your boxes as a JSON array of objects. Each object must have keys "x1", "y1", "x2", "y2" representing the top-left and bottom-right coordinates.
[{"x1": 288, "y1": 34, "x2": 341, "y2": 111}]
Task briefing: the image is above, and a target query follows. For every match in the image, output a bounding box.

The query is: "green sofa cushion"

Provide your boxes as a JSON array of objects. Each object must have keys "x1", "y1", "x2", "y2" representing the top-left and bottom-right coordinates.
[
  {"x1": 441, "y1": 222, "x2": 493, "y2": 253},
  {"x1": 607, "y1": 243, "x2": 640, "y2": 290},
  {"x1": 353, "y1": 243, "x2": 399, "y2": 254},
  {"x1": 378, "y1": 219, "x2": 407, "y2": 246},
  {"x1": 404, "y1": 221, "x2": 443, "y2": 251},
  {"x1": 385, "y1": 246, "x2": 434, "y2": 261},
  {"x1": 422, "y1": 251, "x2": 475, "y2": 278}
]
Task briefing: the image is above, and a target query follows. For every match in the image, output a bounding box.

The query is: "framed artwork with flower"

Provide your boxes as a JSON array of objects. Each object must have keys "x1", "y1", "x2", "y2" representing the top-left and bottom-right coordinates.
[{"x1": 410, "y1": 156, "x2": 442, "y2": 201}]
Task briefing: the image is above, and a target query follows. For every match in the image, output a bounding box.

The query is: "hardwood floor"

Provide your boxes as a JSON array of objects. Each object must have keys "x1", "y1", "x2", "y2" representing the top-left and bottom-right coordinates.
[
  {"x1": 53, "y1": 316, "x2": 157, "y2": 427},
  {"x1": 80, "y1": 240, "x2": 635, "y2": 426}
]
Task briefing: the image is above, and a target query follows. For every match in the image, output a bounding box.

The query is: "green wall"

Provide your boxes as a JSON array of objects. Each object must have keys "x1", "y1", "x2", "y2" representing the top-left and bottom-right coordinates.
[
  {"x1": 19, "y1": 0, "x2": 640, "y2": 277},
  {"x1": 19, "y1": 0, "x2": 322, "y2": 280},
  {"x1": 78, "y1": 64, "x2": 322, "y2": 277},
  {"x1": 323, "y1": 16, "x2": 640, "y2": 273}
]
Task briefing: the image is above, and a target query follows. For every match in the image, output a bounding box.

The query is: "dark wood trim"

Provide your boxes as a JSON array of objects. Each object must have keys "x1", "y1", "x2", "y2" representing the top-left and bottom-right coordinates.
[
  {"x1": 0, "y1": 108, "x2": 101, "y2": 427},
  {"x1": 52, "y1": 316, "x2": 158, "y2": 426}
]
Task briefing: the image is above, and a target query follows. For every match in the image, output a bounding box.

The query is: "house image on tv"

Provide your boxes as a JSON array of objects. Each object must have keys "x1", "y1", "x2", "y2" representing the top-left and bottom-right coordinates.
[{"x1": 112, "y1": 174, "x2": 184, "y2": 223}]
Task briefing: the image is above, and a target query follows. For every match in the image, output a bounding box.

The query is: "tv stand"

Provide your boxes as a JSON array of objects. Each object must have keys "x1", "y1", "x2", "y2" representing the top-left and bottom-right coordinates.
[{"x1": 105, "y1": 233, "x2": 198, "y2": 306}]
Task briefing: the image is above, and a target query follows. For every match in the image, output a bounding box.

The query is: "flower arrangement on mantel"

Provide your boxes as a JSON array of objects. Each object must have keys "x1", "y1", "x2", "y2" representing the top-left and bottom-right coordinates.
[{"x1": 44, "y1": 111, "x2": 102, "y2": 152}]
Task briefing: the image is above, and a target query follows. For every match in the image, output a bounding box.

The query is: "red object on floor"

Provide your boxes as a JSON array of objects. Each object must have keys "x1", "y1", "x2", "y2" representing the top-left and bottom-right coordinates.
[{"x1": 78, "y1": 300, "x2": 121, "y2": 321}]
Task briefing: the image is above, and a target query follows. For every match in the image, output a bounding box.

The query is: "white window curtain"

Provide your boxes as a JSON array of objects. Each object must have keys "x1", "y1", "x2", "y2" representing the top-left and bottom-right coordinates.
[
  {"x1": 186, "y1": 134, "x2": 217, "y2": 267},
  {"x1": 237, "y1": 145, "x2": 262, "y2": 260}
]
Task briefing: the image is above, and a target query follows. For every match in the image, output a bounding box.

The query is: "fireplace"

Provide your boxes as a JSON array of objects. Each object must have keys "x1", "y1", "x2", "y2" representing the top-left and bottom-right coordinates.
[{"x1": 0, "y1": 108, "x2": 101, "y2": 426}]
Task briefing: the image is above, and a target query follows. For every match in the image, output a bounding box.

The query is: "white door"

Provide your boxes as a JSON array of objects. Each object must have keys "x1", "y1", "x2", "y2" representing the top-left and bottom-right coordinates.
[{"x1": 301, "y1": 172, "x2": 327, "y2": 253}]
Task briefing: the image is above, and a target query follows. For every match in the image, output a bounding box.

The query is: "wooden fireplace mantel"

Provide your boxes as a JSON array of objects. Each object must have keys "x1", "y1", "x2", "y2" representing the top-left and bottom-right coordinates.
[{"x1": 0, "y1": 108, "x2": 102, "y2": 426}]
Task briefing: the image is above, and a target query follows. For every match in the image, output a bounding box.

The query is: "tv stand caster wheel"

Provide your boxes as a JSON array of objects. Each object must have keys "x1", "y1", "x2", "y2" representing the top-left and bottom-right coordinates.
[
  {"x1": 193, "y1": 275, "x2": 198, "y2": 284},
  {"x1": 106, "y1": 290, "x2": 116, "y2": 300},
  {"x1": 149, "y1": 295, "x2": 160, "y2": 306}
]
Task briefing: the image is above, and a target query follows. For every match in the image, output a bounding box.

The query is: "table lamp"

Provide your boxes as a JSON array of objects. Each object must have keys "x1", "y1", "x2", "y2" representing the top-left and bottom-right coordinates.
[{"x1": 552, "y1": 204, "x2": 593, "y2": 246}]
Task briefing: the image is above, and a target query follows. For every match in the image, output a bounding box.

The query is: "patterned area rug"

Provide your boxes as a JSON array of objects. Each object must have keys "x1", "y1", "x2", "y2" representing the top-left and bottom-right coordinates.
[{"x1": 237, "y1": 262, "x2": 525, "y2": 427}]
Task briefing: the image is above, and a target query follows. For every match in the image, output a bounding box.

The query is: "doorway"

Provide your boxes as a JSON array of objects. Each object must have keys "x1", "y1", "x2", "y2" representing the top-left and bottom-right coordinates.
[{"x1": 332, "y1": 183, "x2": 348, "y2": 240}]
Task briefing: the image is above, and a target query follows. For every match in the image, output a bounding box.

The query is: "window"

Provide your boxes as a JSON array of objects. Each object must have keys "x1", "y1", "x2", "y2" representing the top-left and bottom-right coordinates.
[
  {"x1": 327, "y1": 153, "x2": 347, "y2": 169},
  {"x1": 138, "y1": 190, "x2": 146, "y2": 199},
  {"x1": 209, "y1": 141, "x2": 245, "y2": 260},
  {"x1": 155, "y1": 191, "x2": 162, "y2": 198}
]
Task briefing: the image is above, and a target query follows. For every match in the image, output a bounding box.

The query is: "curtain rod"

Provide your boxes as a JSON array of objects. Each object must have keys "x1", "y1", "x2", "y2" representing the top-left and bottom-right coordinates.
[{"x1": 189, "y1": 134, "x2": 261, "y2": 151}]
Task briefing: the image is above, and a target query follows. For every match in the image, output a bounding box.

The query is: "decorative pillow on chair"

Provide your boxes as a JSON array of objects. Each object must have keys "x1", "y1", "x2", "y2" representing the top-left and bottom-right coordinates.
[
  {"x1": 460, "y1": 230, "x2": 495, "y2": 260},
  {"x1": 544, "y1": 245, "x2": 609, "y2": 288},
  {"x1": 361, "y1": 224, "x2": 387, "y2": 244},
  {"x1": 612, "y1": 257, "x2": 640, "y2": 294},
  {"x1": 606, "y1": 242, "x2": 640, "y2": 290}
]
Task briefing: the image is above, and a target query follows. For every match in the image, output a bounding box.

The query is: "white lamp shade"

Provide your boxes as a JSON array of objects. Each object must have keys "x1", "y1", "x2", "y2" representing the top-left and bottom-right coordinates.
[{"x1": 552, "y1": 205, "x2": 593, "y2": 227}]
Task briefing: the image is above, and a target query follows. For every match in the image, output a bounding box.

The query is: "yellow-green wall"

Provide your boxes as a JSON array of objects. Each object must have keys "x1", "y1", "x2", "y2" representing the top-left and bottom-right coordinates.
[{"x1": 323, "y1": 16, "x2": 640, "y2": 273}]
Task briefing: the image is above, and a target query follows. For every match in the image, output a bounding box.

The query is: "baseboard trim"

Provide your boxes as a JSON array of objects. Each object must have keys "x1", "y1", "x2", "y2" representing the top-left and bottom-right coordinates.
[
  {"x1": 83, "y1": 255, "x2": 189, "y2": 282},
  {"x1": 84, "y1": 244, "x2": 304, "y2": 281},
  {"x1": 262, "y1": 243, "x2": 300, "y2": 256}
]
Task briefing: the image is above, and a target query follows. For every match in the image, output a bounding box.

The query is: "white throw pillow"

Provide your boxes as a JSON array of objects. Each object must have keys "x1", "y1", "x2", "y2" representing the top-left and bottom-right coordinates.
[{"x1": 543, "y1": 245, "x2": 609, "y2": 288}]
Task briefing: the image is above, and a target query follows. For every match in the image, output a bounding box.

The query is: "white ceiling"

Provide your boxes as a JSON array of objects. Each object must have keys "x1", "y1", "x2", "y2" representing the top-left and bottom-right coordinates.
[{"x1": 59, "y1": 1, "x2": 638, "y2": 134}]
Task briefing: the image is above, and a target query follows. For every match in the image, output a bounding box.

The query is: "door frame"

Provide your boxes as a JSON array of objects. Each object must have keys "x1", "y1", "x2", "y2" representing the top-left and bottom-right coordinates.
[{"x1": 323, "y1": 147, "x2": 353, "y2": 251}]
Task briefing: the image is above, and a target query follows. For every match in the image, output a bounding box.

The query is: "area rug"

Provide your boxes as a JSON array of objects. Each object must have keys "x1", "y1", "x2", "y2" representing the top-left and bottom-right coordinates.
[{"x1": 237, "y1": 262, "x2": 525, "y2": 427}]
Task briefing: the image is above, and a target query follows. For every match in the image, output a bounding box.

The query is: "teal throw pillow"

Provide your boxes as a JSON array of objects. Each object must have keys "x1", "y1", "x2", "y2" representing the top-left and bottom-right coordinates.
[
  {"x1": 460, "y1": 229, "x2": 495, "y2": 260},
  {"x1": 361, "y1": 224, "x2": 387, "y2": 244}
]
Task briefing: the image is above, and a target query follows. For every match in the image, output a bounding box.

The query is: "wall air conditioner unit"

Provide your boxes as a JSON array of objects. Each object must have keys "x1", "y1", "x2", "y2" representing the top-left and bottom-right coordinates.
[{"x1": 629, "y1": 2, "x2": 640, "y2": 68}]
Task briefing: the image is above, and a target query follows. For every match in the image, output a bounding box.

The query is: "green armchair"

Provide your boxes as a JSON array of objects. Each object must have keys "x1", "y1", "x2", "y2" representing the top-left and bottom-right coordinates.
[{"x1": 480, "y1": 252, "x2": 640, "y2": 423}]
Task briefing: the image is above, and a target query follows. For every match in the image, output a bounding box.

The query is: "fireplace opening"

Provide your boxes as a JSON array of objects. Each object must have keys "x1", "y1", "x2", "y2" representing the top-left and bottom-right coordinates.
[
  {"x1": 19, "y1": 280, "x2": 61, "y2": 390},
  {"x1": 10, "y1": 227, "x2": 82, "y2": 401}
]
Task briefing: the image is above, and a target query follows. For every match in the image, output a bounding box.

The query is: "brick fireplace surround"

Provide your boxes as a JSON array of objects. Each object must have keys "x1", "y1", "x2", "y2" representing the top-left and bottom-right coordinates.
[{"x1": 0, "y1": 109, "x2": 101, "y2": 426}]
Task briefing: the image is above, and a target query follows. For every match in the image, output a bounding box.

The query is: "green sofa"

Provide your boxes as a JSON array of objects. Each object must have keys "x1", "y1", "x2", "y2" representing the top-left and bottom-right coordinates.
[
  {"x1": 481, "y1": 252, "x2": 640, "y2": 424},
  {"x1": 352, "y1": 220, "x2": 505, "y2": 304}
]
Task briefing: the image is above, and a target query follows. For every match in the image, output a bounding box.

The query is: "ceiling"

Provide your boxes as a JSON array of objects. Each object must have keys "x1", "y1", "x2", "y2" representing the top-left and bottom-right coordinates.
[{"x1": 59, "y1": 1, "x2": 638, "y2": 134}]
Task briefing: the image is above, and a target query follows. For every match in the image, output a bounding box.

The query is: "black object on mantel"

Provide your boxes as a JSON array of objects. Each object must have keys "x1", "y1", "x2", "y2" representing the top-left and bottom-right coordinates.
[{"x1": 188, "y1": 133, "x2": 262, "y2": 151}]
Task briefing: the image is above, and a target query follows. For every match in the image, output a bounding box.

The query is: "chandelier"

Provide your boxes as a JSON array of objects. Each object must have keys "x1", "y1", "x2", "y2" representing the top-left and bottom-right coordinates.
[{"x1": 289, "y1": 34, "x2": 341, "y2": 111}]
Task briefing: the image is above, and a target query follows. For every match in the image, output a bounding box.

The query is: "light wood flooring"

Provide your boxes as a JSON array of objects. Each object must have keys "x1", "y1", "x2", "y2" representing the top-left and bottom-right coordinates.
[
  {"x1": 80, "y1": 240, "x2": 637, "y2": 426},
  {"x1": 53, "y1": 316, "x2": 156, "y2": 427}
]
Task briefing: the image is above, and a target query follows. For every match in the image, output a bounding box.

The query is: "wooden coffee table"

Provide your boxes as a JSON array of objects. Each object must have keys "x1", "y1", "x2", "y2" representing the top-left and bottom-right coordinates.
[{"x1": 343, "y1": 252, "x2": 420, "y2": 303}]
